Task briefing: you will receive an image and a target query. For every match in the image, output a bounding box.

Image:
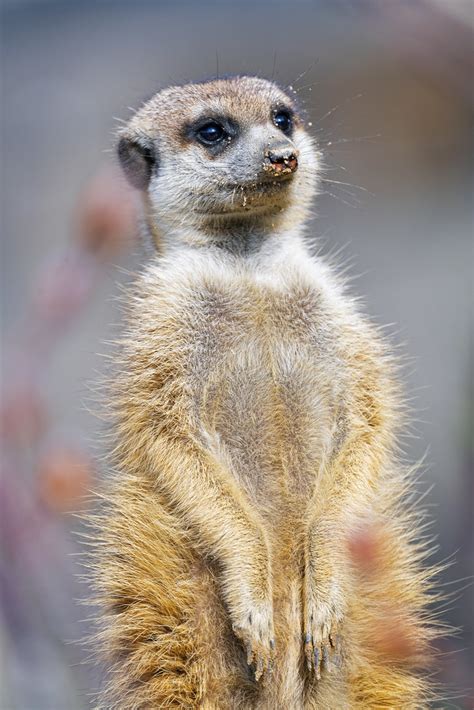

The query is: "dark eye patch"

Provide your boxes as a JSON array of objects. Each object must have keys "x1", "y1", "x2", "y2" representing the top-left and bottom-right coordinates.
[
  {"x1": 185, "y1": 115, "x2": 238, "y2": 155},
  {"x1": 196, "y1": 121, "x2": 226, "y2": 145},
  {"x1": 272, "y1": 107, "x2": 294, "y2": 135}
]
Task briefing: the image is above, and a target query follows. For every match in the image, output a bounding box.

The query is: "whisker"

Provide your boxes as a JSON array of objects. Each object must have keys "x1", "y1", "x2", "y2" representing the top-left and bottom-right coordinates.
[
  {"x1": 321, "y1": 178, "x2": 370, "y2": 194},
  {"x1": 271, "y1": 51, "x2": 277, "y2": 82},
  {"x1": 315, "y1": 94, "x2": 363, "y2": 124},
  {"x1": 289, "y1": 58, "x2": 320, "y2": 88}
]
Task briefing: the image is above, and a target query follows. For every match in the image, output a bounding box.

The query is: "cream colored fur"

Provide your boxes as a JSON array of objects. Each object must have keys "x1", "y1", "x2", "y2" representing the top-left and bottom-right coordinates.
[{"x1": 90, "y1": 77, "x2": 440, "y2": 708}]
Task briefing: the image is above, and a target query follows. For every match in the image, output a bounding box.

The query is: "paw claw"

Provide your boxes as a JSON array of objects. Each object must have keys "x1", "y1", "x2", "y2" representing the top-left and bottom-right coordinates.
[
  {"x1": 303, "y1": 604, "x2": 342, "y2": 678},
  {"x1": 232, "y1": 604, "x2": 275, "y2": 681},
  {"x1": 246, "y1": 642, "x2": 253, "y2": 666},
  {"x1": 322, "y1": 645, "x2": 331, "y2": 672},
  {"x1": 314, "y1": 647, "x2": 320, "y2": 676}
]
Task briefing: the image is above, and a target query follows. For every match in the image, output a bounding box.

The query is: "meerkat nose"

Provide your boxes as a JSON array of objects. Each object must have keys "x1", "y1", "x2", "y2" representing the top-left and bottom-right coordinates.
[{"x1": 264, "y1": 146, "x2": 299, "y2": 176}]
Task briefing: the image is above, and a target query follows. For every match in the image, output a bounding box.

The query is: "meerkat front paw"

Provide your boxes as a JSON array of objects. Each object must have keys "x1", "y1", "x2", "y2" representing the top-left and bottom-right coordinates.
[
  {"x1": 232, "y1": 600, "x2": 275, "y2": 681},
  {"x1": 303, "y1": 528, "x2": 345, "y2": 678},
  {"x1": 303, "y1": 587, "x2": 342, "y2": 678}
]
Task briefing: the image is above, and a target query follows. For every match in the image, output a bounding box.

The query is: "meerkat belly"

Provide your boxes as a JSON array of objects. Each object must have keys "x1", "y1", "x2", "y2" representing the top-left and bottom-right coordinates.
[{"x1": 201, "y1": 337, "x2": 340, "y2": 508}]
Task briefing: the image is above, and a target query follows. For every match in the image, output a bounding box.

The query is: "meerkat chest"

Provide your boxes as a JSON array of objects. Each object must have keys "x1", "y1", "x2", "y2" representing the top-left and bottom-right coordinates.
[{"x1": 190, "y1": 274, "x2": 347, "y2": 498}]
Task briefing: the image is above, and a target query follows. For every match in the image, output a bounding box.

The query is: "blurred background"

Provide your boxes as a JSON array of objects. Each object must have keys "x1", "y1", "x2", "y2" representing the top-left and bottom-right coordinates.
[{"x1": 1, "y1": 0, "x2": 472, "y2": 707}]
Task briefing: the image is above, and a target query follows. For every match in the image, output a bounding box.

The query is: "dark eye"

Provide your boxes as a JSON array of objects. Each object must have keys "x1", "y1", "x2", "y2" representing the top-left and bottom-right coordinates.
[
  {"x1": 196, "y1": 121, "x2": 226, "y2": 145},
  {"x1": 273, "y1": 110, "x2": 293, "y2": 134}
]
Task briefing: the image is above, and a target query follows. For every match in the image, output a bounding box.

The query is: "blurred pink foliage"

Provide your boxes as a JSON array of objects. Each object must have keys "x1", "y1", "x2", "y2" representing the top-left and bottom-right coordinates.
[
  {"x1": 1, "y1": 167, "x2": 137, "y2": 491},
  {"x1": 0, "y1": 166, "x2": 138, "y2": 704}
]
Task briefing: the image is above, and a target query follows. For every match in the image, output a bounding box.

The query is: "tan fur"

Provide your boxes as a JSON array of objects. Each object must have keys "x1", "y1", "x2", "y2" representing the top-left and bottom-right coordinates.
[{"x1": 90, "y1": 77, "x2": 440, "y2": 708}]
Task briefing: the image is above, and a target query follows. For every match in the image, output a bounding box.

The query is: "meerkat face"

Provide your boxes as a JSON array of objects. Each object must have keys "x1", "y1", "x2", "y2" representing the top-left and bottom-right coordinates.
[{"x1": 118, "y1": 76, "x2": 319, "y2": 232}]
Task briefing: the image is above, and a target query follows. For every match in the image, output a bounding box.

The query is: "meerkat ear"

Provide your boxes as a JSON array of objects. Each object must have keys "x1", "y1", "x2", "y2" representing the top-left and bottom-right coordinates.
[{"x1": 117, "y1": 134, "x2": 157, "y2": 191}]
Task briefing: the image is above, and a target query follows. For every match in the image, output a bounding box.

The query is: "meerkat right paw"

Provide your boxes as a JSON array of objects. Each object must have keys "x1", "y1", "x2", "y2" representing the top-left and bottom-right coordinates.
[
  {"x1": 303, "y1": 563, "x2": 344, "y2": 678},
  {"x1": 303, "y1": 601, "x2": 341, "y2": 679},
  {"x1": 232, "y1": 602, "x2": 275, "y2": 681}
]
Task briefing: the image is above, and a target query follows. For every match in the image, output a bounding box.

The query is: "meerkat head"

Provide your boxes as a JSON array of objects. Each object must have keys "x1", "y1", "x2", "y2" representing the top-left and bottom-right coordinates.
[{"x1": 118, "y1": 76, "x2": 320, "y2": 247}]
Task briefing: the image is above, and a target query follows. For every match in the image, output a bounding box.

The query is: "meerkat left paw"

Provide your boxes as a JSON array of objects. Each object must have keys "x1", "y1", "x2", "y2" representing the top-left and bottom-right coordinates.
[
  {"x1": 303, "y1": 594, "x2": 342, "y2": 678},
  {"x1": 232, "y1": 602, "x2": 275, "y2": 681}
]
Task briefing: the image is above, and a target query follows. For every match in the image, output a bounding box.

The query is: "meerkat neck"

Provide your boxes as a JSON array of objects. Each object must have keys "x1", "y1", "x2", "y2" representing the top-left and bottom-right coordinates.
[
  {"x1": 150, "y1": 221, "x2": 306, "y2": 262},
  {"x1": 145, "y1": 202, "x2": 308, "y2": 260}
]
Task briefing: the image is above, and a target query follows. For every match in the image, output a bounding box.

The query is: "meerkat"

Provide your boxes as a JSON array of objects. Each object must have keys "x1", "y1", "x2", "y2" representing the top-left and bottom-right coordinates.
[{"x1": 91, "y1": 76, "x2": 440, "y2": 709}]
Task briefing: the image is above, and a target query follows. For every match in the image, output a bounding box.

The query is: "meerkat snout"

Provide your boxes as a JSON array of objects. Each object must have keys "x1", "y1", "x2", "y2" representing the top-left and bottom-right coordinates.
[{"x1": 263, "y1": 144, "x2": 299, "y2": 176}]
